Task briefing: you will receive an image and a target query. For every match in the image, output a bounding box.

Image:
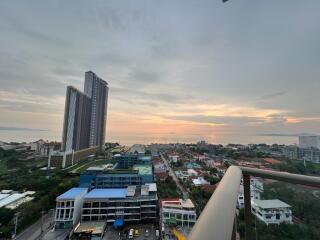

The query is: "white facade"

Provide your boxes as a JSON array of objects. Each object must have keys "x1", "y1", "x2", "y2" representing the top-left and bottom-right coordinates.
[
  {"x1": 251, "y1": 199, "x2": 292, "y2": 225},
  {"x1": 238, "y1": 178, "x2": 263, "y2": 209},
  {"x1": 55, "y1": 188, "x2": 88, "y2": 229},
  {"x1": 192, "y1": 177, "x2": 209, "y2": 186},
  {"x1": 168, "y1": 155, "x2": 179, "y2": 163},
  {"x1": 161, "y1": 199, "x2": 197, "y2": 228},
  {"x1": 154, "y1": 163, "x2": 167, "y2": 173},
  {"x1": 299, "y1": 135, "x2": 320, "y2": 149}
]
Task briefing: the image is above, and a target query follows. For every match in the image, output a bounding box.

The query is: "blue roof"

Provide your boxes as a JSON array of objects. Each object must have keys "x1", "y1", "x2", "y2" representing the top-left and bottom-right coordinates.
[
  {"x1": 57, "y1": 188, "x2": 88, "y2": 200},
  {"x1": 85, "y1": 189, "x2": 127, "y2": 199},
  {"x1": 139, "y1": 156, "x2": 151, "y2": 161},
  {"x1": 113, "y1": 218, "x2": 124, "y2": 228}
]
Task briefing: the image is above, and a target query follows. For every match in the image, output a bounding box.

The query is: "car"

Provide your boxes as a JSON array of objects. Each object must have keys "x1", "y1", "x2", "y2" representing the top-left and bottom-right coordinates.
[
  {"x1": 134, "y1": 229, "x2": 140, "y2": 237},
  {"x1": 128, "y1": 229, "x2": 134, "y2": 239}
]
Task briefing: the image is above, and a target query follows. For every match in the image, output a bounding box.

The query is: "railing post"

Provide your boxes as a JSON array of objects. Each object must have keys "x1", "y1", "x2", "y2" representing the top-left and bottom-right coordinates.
[
  {"x1": 243, "y1": 174, "x2": 252, "y2": 240},
  {"x1": 232, "y1": 216, "x2": 237, "y2": 240}
]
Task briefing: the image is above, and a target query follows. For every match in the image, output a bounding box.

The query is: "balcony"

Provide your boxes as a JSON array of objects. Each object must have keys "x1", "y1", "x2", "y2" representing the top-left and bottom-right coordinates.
[{"x1": 188, "y1": 166, "x2": 320, "y2": 240}]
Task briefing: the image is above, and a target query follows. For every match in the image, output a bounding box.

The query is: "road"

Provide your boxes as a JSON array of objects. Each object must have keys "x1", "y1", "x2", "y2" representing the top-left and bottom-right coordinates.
[
  {"x1": 160, "y1": 153, "x2": 189, "y2": 199},
  {"x1": 16, "y1": 211, "x2": 54, "y2": 240}
]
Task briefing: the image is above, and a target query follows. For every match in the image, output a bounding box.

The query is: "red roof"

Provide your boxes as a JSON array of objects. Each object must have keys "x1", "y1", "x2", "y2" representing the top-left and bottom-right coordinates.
[{"x1": 160, "y1": 198, "x2": 180, "y2": 207}]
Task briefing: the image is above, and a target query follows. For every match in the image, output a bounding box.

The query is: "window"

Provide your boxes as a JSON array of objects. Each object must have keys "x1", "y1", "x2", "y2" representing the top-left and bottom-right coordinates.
[
  {"x1": 83, "y1": 209, "x2": 90, "y2": 215},
  {"x1": 83, "y1": 202, "x2": 91, "y2": 208}
]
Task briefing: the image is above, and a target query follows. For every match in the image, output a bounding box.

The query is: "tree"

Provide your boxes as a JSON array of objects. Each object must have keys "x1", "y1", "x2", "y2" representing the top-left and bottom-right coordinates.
[{"x1": 0, "y1": 208, "x2": 14, "y2": 225}]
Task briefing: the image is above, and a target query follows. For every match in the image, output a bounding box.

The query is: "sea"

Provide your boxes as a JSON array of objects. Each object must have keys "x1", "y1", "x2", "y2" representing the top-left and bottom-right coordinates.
[{"x1": 0, "y1": 130, "x2": 298, "y2": 146}]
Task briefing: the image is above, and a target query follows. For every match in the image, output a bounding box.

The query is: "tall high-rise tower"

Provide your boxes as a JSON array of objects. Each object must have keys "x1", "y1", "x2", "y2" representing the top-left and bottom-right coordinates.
[
  {"x1": 61, "y1": 86, "x2": 91, "y2": 152},
  {"x1": 61, "y1": 71, "x2": 108, "y2": 152},
  {"x1": 84, "y1": 71, "x2": 109, "y2": 150}
]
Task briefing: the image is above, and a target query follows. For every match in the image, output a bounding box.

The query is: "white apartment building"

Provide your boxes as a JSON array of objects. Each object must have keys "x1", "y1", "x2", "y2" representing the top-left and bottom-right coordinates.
[
  {"x1": 299, "y1": 135, "x2": 320, "y2": 149},
  {"x1": 192, "y1": 177, "x2": 209, "y2": 186},
  {"x1": 237, "y1": 178, "x2": 263, "y2": 209},
  {"x1": 55, "y1": 188, "x2": 88, "y2": 229},
  {"x1": 251, "y1": 199, "x2": 292, "y2": 225},
  {"x1": 161, "y1": 198, "x2": 197, "y2": 228},
  {"x1": 168, "y1": 155, "x2": 179, "y2": 163}
]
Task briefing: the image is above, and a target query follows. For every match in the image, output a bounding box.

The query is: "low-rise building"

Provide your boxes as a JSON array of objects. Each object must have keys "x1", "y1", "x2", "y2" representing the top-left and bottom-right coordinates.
[
  {"x1": 55, "y1": 188, "x2": 88, "y2": 229},
  {"x1": 81, "y1": 184, "x2": 158, "y2": 224},
  {"x1": 48, "y1": 146, "x2": 98, "y2": 168},
  {"x1": 237, "y1": 178, "x2": 264, "y2": 209},
  {"x1": 192, "y1": 177, "x2": 209, "y2": 186},
  {"x1": 113, "y1": 154, "x2": 151, "y2": 169},
  {"x1": 153, "y1": 162, "x2": 167, "y2": 173},
  {"x1": 283, "y1": 145, "x2": 320, "y2": 163},
  {"x1": 0, "y1": 190, "x2": 35, "y2": 209},
  {"x1": 79, "y1": 164, "x2": 153, "y2": 189},
  {"x1": 168, "y1": 154, "x2": 179, "y2": 163},
  {"x1": 251, "y1": 199, "x2": 292, "y2": 225},
  {"x1": 161, "y1": 198, "x2": 197, "y2": 228}
]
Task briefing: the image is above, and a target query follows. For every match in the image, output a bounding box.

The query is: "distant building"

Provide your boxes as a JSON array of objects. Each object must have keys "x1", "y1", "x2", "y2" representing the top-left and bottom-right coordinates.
[
  {"x1": 62, "y1": 86, "x2": 91, "y2": 152},
  {"x1": 299, "y1": 135, "x2": 320, "y2": 149},
  {"x1": 251, "y1": 199, "x2": 292, "y2": 225},
  {"x1": 29, "y1": 139, "x2": 46, "y2": 153},
  {"x1": 39, "y1": 141, "x2": 61, "y2": 157},
  {"x1": 84, "y1": 71, "x2": 109, "y2": 150},
  {"x1": 55, "y1": 188, "x2": 88, "y2": 229},
  {"x1": 161, "y1": 198, "x2": 197, "y2": 228},
  {"x1": 192, "y1": 177, "x2": 209, "y2": 186},
  {"x1": 61, "y1": 71, "x2": 109, "y2": 153},
  {"x1": 238, "y1": 178, "x2": 264, "y2": 209},
  {"x1": 0, "y1": 190, "x2": 35, "y2": 209},
  {"x1": 127, "y1": 144, "x2": 146, "y2": 155},
  {"x1": 112, "y1": 154, "x2": 151, "y2": 169},
  {"x1": 283, "y1": 145, "x2": 320, "y2": 163},
  {"x1": 79, "y1": 164, "x2": 153, "y2": 189},
  {"x1": 153, "y1": 162, "x2": 167, "y2": 173},
  {"x1": 168, "y1": 154, "x2": 179, "y2": 163},
  {"x1": 48, "y1": 146, "x2": 98, "y2": 169},
  {"x1": 80, "y1": 184, "x2": 158, "y2": 224}
]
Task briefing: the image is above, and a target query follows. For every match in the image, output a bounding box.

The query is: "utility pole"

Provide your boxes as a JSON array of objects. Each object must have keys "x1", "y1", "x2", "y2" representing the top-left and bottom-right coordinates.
[
  {"x1": 12, "y1": 212, "x2": 20, "y2": 240},
  {"x1": 40, "y1": 210, "x2": 45, "y2": 240}
]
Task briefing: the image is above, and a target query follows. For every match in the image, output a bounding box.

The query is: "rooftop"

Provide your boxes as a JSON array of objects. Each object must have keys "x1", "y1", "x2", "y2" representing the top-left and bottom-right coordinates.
[
  {"x1": 85, "y1": 188, "x2": 127, "y2": 199},
  {"x1": 74, "y1": 221, "x2": 106, "y2": 235},
  {"x1": 83, "y1": 184, "x2": 158, "y2": 200},
  {"x1": 162, "y1": 198, "x2": 195, "y2": 209},
  {"x1": 253, "y1": 199, "x2": 291, "y2": 209},
  {"x1": 133, "y1": 164, "x2": 152, "y2": 175},
  {"x1": 57, "y1": 188, "x2": 88, "y2": 200},
  {"x1": 0, "y1": 193, "x2": 27, "y2": 208}
]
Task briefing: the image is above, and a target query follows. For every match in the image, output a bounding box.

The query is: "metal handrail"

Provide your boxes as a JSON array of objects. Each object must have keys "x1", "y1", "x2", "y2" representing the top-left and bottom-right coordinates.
[
  {"x1": 188, "y1": 166, "x2": 242, "y2": 240},
  {"x1": 187, "y1": 166, "x2": 320, "y2": 240},
  {"x1": 241, "y1": 167, "x2": 320, "y2": 188}
]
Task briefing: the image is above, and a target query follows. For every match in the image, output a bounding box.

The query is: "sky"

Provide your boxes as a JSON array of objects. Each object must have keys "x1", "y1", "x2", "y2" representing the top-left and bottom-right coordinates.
[{"x1": 0, "y1": 0, "x2": 320, "y2": 145}]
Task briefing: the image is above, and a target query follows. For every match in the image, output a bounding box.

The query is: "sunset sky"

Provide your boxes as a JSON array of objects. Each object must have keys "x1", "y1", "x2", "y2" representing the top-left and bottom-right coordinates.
[{"x1": 1, "y1": 0, "x2": 320, "y2": 145}]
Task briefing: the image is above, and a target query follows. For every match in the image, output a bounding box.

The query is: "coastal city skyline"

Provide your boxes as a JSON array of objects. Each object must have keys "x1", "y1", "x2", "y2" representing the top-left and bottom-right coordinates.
[
  {"x1": 1, "y1": 1, "x2": 320, "y2": 145},
  {"x1": 1, "y1": 2, "x2": 320, "y2": 240}
]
